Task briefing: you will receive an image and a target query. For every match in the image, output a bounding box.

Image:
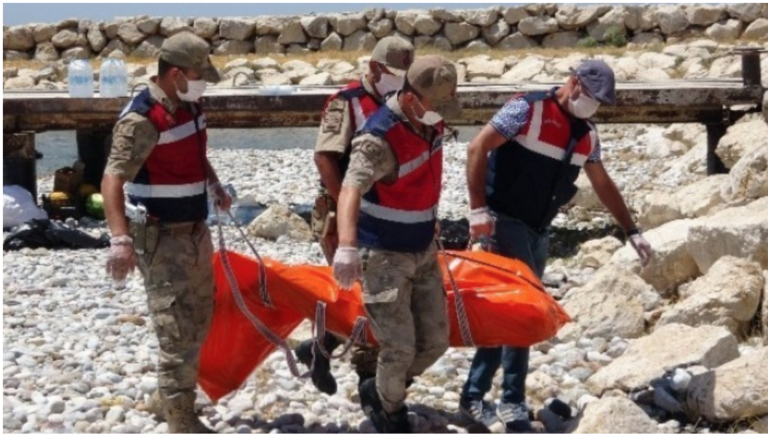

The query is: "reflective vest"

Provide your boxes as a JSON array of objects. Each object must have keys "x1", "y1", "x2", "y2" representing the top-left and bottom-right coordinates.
[
  {"x1": 322, "y1": 80, "x2": 381, "y2": 177},
  {"x1": 486, "y1": 91, "x2": 597, "y2": 231},
  {"x1": 357, "y1": 104, "x2": 444, "y2": 252},
  {"x1": 122, "y1": 88, "x2": 208, "y2": 223}
]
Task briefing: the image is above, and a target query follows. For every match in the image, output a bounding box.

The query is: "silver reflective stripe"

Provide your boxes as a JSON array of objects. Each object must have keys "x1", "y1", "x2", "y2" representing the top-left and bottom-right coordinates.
[
  {"x1": 125, "y1": 181, "x2": 206, "y2": 198},
  {"x1": 398, "y1": 143, "x2": 442, "y2": 179},
  {"x1": 350, "y1": 97, "x2": 366, "y2": 130},
  {"x1": 360, "y1": 199, "x2": 436, "y2": 224},
  {"x1": 514, "y1": 100, "x2": 590, "y2": 167},
  {"x1": 157, "y1": 115, "x2": 206, "y2": 145}
]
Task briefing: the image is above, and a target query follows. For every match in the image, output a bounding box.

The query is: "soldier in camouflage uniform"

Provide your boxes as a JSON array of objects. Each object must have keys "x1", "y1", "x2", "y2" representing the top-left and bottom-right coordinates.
[
  {"x1": 102, "y1": 32, "x2": 230, "y2": 434},
  {"x1": 333, "y1": 56, "x2": 461, "y2": 433}
]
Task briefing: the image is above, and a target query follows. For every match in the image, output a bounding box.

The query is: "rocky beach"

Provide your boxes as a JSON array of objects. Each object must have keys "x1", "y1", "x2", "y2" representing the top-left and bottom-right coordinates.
[{"x1": 4, "y1": 3, "x2": 768, "y2": 435}]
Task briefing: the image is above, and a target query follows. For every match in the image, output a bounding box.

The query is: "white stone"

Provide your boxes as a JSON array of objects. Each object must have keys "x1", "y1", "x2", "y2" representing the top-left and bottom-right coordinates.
[
  {"x1": 555, "y1": 5, "x2": 612, "y2": 30},
  {"x1": 481, "y1": 20, "x2": 510, "y2": 46},
  {"x1": 705, "y1": 20, "x2": 743, "y2": 42},
  {"x1": 586, "y1": 7, "x2": 628, "y2": 42},
  {"x1": 686, "y1": 4, "x2": 726, "y2": 26},
  {"x1": 501, "y1": 57, "x2": 545, "y2": 81},
  {"x1": 247, "y1": 205, "x2": 313, "y2": 242},
  {"x1": 569, "y1": 397, "x2": 658, "y2": 433},
  {"x1": 503, "y1": 6, "x2": 529, "y2": 25},
  {"x1": 576, "y1": 236, "x2": 623, "y2": 269},
  {"x1": 586, "y1": 324, "x2": 739, "y2": 394},
  {"x1": 443, "y1": 22, "x2": 480, "y2": 46},
  {"x1": 335, "y1": 13, "x2": 366, "y2": 37},
  {"x1": 655, "y1": 6, "x2": 690, "y2": 35},
  {"x1": 716, "y1": 117, "x2": 768, "y2": 168},
  {"x1": 193, "y1": 17, "x2": 218, "y2": 39},
  {"x1": 518, "y1": 16, "x2": 559, "y2": 36},
  {"x1": 743, "y1": 18, "x2": 768, "y2": 40},
  {"x1": 722, "y1": 144, "x2": 768, "y2": 202},
  {"x1": 728, "y1": 3, "x2": 763, "y2": 23},
  {"x1": 300, "y1": 16, "x2": 328, "y2": 39},
  {"x1": 495, "y1": 32, "x2": 539, "y2": 50}
]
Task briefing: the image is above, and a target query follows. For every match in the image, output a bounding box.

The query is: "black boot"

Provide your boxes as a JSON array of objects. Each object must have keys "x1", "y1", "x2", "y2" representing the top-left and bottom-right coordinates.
[
  {"x1": 359, "y1": 377, "x2": 413, "y2": 433},
  {"x1": 294, "y1": 333, "x2": 340, "y2": 395}
]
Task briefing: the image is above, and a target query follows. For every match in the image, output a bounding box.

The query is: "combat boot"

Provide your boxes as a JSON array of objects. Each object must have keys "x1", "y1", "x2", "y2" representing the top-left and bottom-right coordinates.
[
  {"x1": 294, "y1": 335, "x2": 339, "y2": 395},
  {"x1": 358, "y1": 377, "x2": 413, "y2": 433},
  {"x1": 163, "y1": 392, "x2": 215, "y2": 434}
]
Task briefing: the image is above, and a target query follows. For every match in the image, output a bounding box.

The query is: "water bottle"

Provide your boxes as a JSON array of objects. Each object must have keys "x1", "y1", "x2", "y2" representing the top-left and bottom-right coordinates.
[
  {"x1": 68, "y1": 60, "x2": 94, "y2": 98},
  {"x1": 100, "y1": 59, "x2": 127, "y2": 97},
  {"x1": 116, "y1": 59, "x2": 128, "y2": 97}
]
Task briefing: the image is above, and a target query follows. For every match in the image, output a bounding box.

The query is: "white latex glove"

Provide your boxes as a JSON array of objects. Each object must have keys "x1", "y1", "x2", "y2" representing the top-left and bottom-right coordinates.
[
  {"x1": 469, "y1": 206, "x2": 494, "y2": 240},
  {"x1": 208, "y1": 182, "x2": 232, "y2": 212},
  {"x1": 333, "y1": 246, "x2": 362, "y2": 290},
  {"x1": 629, "y1": 233, "x2": 653, "y2": 267},
  {"x1": 106, "y1": 235, "x2": 136, "y2": 281}
]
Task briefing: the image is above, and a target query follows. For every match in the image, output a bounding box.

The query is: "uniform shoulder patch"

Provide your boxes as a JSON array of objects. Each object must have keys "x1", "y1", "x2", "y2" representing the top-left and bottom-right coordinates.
[{"x1": 322, "y1": 98, "x2": 348, "y2": 134}]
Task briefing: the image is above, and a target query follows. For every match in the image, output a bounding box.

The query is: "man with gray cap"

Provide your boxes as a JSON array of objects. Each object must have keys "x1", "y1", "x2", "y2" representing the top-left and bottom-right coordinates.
[
  {"x1": 460, "y1": 59, "x2": 653, "y2": 432},
  {"x1": 332, "y1": 55, "x2": 460, "y2": 433},
  {"x1": 296, "y1": 36, "x2": 415, "y2": 396},
  {"x1": 102, "y1": 32, "x2": 228, "y2": 433}
]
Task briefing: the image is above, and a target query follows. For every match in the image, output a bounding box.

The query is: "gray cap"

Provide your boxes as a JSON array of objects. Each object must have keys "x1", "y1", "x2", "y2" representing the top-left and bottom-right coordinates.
[
  {"x1": 160, "y1": 32, "x2": 221, "y2": 84},
  {"x1": 571, "y1": 60, "x2": 616, "y2": 106},
  {"x1": 371, "y1": 37, "x2": 414, "y2": 77}
]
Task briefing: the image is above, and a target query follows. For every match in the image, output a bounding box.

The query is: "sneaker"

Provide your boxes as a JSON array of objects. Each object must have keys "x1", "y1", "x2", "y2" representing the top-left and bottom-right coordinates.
[
  {"x1": 497, "y1": 402, "x2": 534, "y2": 433},
  {"x1": 459, "y1": 398, "x2": 504, "y2": 433},
  {"x1": 359, "y1": 377, "x2": 412, "y2": 433},
  {"x1": 294, "y1": 339, "x2": 337, "y2": 395}
]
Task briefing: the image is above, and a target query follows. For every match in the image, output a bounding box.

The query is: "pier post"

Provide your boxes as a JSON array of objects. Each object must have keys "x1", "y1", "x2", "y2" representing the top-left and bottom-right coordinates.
[
  {"x1": 76, "y1": 129, "x2": 113, "y2": 188},
  {"x1": 3, "y1": 132, "x2": 38, "y2": 202}
]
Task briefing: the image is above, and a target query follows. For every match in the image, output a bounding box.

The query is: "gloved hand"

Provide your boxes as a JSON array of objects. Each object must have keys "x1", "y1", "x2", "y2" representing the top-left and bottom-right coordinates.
[
  {"x1": 333, "y1": 246, "x2": 362, "y2": 290},
  {"x1": 208, "y1": 182, "x2": 232, "y2": 212},
  {"x1": 629, "y1": 233, "x2": 653, "y2": 267},
  {"x1": 469, "y1": 206, "x2": 494, "y2": 240},
  {"x1": 106, "y1": 235, "x2": 136, "y2": 281}
]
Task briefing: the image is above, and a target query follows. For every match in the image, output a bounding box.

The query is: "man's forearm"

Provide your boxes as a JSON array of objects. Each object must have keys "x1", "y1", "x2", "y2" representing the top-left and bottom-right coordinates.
[
  {"x1": 102, "y1": 174, "x2": 129, "y2": 236},
  {"x1": 314, "y1": 152, "x2": 343, "y2": 202},
  {"x1": 466, "y1": 142, "x2": 489, "y2": 210},
  {"x1": 205, "y1": 158, "x2": 220, "y2": 184},
  {"x1": 337, "y1": 185, "x2": 361, "y2": 247},
  {"x1": 594, "y1": 180, "x2": 636, "y2": 232}
]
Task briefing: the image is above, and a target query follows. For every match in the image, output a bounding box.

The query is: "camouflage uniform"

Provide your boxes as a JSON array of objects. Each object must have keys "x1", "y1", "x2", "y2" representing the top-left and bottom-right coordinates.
[
  {"x1": 104, "y1": 32, "x2": 221, "y2": 434},
  {"x1": 344, "y1": 94, "x2": 451, "y2": 414}
]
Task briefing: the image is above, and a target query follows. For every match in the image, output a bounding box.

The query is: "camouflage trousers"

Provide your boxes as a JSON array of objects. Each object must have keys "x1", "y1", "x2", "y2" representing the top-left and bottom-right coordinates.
[
  {"x1": 136, "y1": 221, "x2": 215, "y2": 401},
  {"x1": 360, "y1": 243, "x2": 450, "y2": 414}
]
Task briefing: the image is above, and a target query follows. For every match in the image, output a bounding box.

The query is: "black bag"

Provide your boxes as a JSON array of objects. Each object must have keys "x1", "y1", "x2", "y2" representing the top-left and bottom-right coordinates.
[{"x1": 3, "y1": 219, "x2": 110, "y2": 251}]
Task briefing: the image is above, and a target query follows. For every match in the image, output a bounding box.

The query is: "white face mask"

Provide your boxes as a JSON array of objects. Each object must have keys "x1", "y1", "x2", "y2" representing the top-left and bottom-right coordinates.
[
  {"x1": 567, "y1": 93, "x2": 600, "y2": 119},
  {"x1": 177, "y1": 73, "x2": 207, "y2": 102},
  {"x1": 413, "y1": 98, "x2": 443, "y2": 126},
  {"x1": 375, "y1": 72, "x2": 403, "y2": 98}
]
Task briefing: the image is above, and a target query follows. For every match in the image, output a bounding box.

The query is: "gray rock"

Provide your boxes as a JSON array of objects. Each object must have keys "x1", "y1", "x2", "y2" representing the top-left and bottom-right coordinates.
[
  {"x1": 443, "y1": 22, "x2": 480, "y2": 46},
  {"x1": 462, "y1": 9, "x2": 499, "y2": 27},
  {"x1": 56, "y1": 18, "x2": 79, "y2": 29},
  {"x1": 433, "y1": 36, "x2": 453, "y2": 51},
  {"x1": 518, "y1": 16, "x2": 559, "y2": 36},
  {"x1": 100, "y1": 38, "x2": 128, "y2": 58},
  {"x1": 624, "y1": 5, "x2": 657, "y2": 32},
  {"x1": 136, "y1": 17, "x2": 161, "y2": 35},
  {"x1": 255, "y1": 15, "x2": 289, "y2": 36},
  {"x1": 33, "y1": 23, "x2": 57, "y2": 43},
  {"x1": 86, "y1": 24, "x2": 107, "y2": 53},
  {"x1": 655, "y1": 6, "x2": 690, "y2": 35},
  {"x1": 466, "y1": 40, "x2": 491, "y2": 51},
  {"x1": 301, "y1": 16, "x2": 328, "y2": 39},
  {"x1": 413, "y1": 35, "x2": 435, "y2": 49},
  {"x1": 364, "y1": 8, "x2": 385, "y2": 22},
  {"x1": 368, "y1": 19, "x2": 394, "y2": 39},
  {"x1": 277, "y1": 20, "x2": 307, "y2": 45},
  {"x1": 482, "y1": 20, "x2": 510, "y2": 45},
  {"x1": 117, "y1": 23, "x2": 146, "y2": 45},
  {"x1": 728, "y1": 3, "x2": 763, "y2": 23},
  {"x1": 430, "y1": 8, "x2": 462, "y2": 23},
  {"x1": 542, "y1": 31, "x2": 581, "y2": 48},
  {"x1": 555, "y1": 5, "x2": 612, "y2": 30},
  {"x1": 4, "y1": 50, "x2": 30, "y2": 61},
  {"x1": 335, "y1": 13, "x2": 367, "y2": 37},
  {"x1": 51, "y1": 28, "x2": 78, "y2": 49},
  {"x1": 159, "y1": 17, "x2": 192, "y2": 37},
  {"x1": 343, "y1": 30, "x2": 376, "y2": 52},
  {"x1": 705, "y1": 20, "x2": 743, "y2": 42},
  {"x1": 587, "y1": 7, "x2": 628, "y2": 42},
  {"x1": 132, "y1": 35, "x2": 164, "y2": 58},
  {"x1": 495, "y1": 32, "x2": 539, "y2": 50},
  {"x1": 105, "y1": 406, "x2": 125, "y2": 423},
  {"x1": 219, "y1": 18, "x2": 255, "y2": 41},
  {"x1": 743, "y1": 18, "x2": 768, "y2": 40},
  {"x1": 254, "y1": 36, "x2": 284, "y2": 54},
  {"x1": 686, "y1": 4, "x2": 726, "y2": 26},
  {"x1": 62, "y1": 46, "x2": 92, "y2": 61},
  {"x1": 570, "y1": 397, "x2": 658, "y2": 433},
  {"x1": 394, "y1": 12, "x2": 418, "y2": 36},
  {"x1": 193, "y1": 17, "x2": 218, "y2": 39},
  {"x1": 320, "y1": 33, "x2": 342, "y2": 52},
  {"x1": 214, "y1": 40, "x2": 253, "y2": 56},
  {"x1": 414, "y1": 14, "x2": 442, "y2": 36},
  {"x1": 504, "y1": 6, "x2": 529, "y2": 25}
]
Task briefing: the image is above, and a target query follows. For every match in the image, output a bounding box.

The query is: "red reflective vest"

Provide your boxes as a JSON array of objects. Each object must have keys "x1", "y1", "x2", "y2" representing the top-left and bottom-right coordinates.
[{"x1": 122, "y1": 88, "x2": 208, "y2": 223}]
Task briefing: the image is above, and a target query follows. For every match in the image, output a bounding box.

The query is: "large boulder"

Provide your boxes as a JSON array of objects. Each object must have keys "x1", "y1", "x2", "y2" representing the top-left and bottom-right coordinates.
[
  {"x1": 33, "y1": 23, "x2": 56, "y2": 43},
  {"x1": 717, "y1": 117, "x2": 768, "y2": 169},
  {"x1": 686, "y1": 347, "x2": 768, "y2": 422},
  {"x1": 255, "y1": 16, "x2": 288, "y2": 36},
  {"x1": 3, "y1": 25, "x2": 35, "y2": 51},
  {"x1": 193, "y1": 18, "x2": 219, "y2": 39},
  {"x1": 51, "y1": 28, "x2": 78, "y2": 49},
  {"x1": 254, "y1": 36, "x2": 284, "y2": 54},
  {"x1": 461, "y1": 9, "x2": 498, "y2": 27},
  {"x1": 443, "y1": 22, "x2": 480, "y2": 46},
  {"x1": 464, "y1": 55, "x2": 505, "y2": 79},
  {"x1": 655, "y1": 6, "x2": 690, "y2": 35},
  {"x1": 687, "y1": 197, "x2": 768, "y2": 273},
  {"x1": 429, "y1": 8, "x2": 461, "y2": 23},
  {"x1": 686, "y1": 4, "x2": 726, "y2": 26},
  {"x1": 624, "y1": 5, "x2": 657, "y2": 32},
  {"x1": 320, "y1": 33, "x2": 343, "y2": 52},
  {"x1": 569, "y1": 397, "x2": 659, "y2": 433},
  {"x1": 542, "y1": 31, "x2": 581, "y2": 49},
  {"x1": 518, "y1": 16, "x2": 559, "y2": 36},
  {"x1": 722, "y1": 143, "x2": 768, "y2": 202},
  {"x1": 657, "y1": 256, "x2": 764, "y2": 336},
  {"x1": 586, "y1": 324, "x2": 739, "y2": 394},
  {"x1": 586, "y1": 7, "x2": 628, "y2": 42},
  {"x1": 638, "y1": 192, "x2": 682, "y2": 230},
  {"x1": 136, "y1": 17, "x2": 161, "y2": 35},
  {"x1": 34, "y1": 42, "x2": 59, "y2": 62},
  {"x1": 159, "y1": 17, "x2": 193, "y2": 37},
  {"x1": 608, "y1": 219, "x2": 700, "y2": 295},
  {"x1": 213, "y1": 40, "x2": 253, "y2": 56},
  {"x1": 117, "y1": 23, "x2": 147, "y2": 45},
  {"x1": 247, "y1": 205, "x2": 313, "y2": 242},
  {"x1": 277, "y1": 20, "x2": 307, "y2": 45},
  {"x1": 342, "y1": 31, "x2": 376, "y2": 52},
  {"x1": 705, "y1": 20, "x2": 743, "y2": 42},
  {"x1": 727, "y1": 3, "x2": 763, "y2": 23},
  {"x1": 86, "y1": 24, "x2": 107, "y2": 53},
  {"x1": 555, "y1": 5, "x2": 612, "y2": 30},
  {"x1": 301, "y1": 16, "x2": 328, "y2": 39},
  {"x1": 393, "y1": 11, "x2": 418, "y2": 36},
  {"x1": 576, "y1": 236, "x2": 624, "y2": 269},
  {"x1": 481, "y1": 20, "x2": 509, "y2": 45},
  {"x1": 562, "y1": 268, "x2": 653, "y2": 339},
  {"x1": 495, "y1": 32, "x2": 538, "y2": 50},
  {"x1": 504, "y1": 7, "x2": 529, "y2": 25},
  {"x1": 501, "y1": 56, "x2": 545, "y2": 81},
  {"x1": 335, "y1": 13, "x2": 367, "y2": 37},
  {"x1": 743, "y1": 18, "x2": 768, "y2": 40},
  {"x1": 132, "y1": 36, "x2": 164, "y2": 58},
  {"x1": 367, "y1": 18, "x2": 394, "y2": 39},
  {"x1": 676, "y1": 175, "x2": 728, "y2": 219},
  {"x1": 219, "y1": 18, "x2": 255, "y2": 41}
]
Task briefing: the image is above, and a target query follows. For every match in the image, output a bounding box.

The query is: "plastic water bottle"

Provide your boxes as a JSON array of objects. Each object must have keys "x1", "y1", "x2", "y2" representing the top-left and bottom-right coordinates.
[
  {"x1": 116, "y1": 59, "x2": 128, "y2": 97},
  {"x1": 100, "y1": 59, "x2": 128, "y2": 97},
  {"x1": 68, "y1": 60, "x2": 94, "y2": 98}
]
